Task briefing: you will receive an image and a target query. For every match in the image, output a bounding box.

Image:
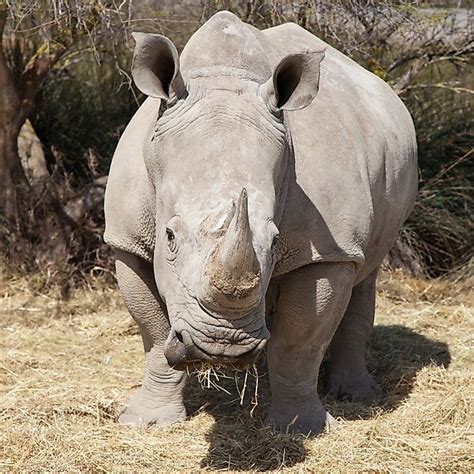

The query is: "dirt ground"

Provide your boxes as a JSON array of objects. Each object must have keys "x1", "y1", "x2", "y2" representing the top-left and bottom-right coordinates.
[{"x1": 1, "y1": 270, "x2": 473, "y2": 471}]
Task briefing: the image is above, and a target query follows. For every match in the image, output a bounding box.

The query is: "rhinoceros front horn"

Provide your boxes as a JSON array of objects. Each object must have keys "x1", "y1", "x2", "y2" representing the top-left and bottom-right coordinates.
[{"x1": 202, "y1": 189, "x2": 261, "y2": 311}]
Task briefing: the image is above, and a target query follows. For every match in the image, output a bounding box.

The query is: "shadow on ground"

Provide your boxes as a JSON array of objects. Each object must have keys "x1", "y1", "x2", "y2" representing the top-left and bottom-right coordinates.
[
  {"x1": 183, "y1": 324, "x2": 450, "y2": 470},
  {"x1": 324, "y1": 324, "x2": 451, "y2": 421}
]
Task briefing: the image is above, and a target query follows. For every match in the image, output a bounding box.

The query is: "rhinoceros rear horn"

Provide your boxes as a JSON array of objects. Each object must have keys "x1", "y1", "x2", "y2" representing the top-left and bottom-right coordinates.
[{"x1": 131, "y1": 32, "x2": 185, "y2": 101}]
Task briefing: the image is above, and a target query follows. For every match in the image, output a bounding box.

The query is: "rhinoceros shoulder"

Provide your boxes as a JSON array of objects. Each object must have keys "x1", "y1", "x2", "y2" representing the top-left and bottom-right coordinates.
[
  {"x1": 263, "y1": 23, "x2": 417, "y2": 279},
  {"x1": 103, "y1": 97, "x2": 158, "y2": 262}
]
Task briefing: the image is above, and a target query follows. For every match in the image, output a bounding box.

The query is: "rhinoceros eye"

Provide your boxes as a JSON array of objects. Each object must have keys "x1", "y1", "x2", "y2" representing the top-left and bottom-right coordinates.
[{"x1": 166, "y1": 228, "x2": 177, "y2": 253}]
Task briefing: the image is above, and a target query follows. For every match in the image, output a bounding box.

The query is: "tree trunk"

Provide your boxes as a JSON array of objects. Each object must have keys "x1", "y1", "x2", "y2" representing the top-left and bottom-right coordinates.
[
  {"x1": 0, "y1": 125, "x2": 25, "y2": 220},
  {"x1": 0, "y1": 6, "x2": 26, "y2": 220},
  {"x1": 1, "y1": 4, "x2": 68, "y2": 221},
  {"x1": 0, "y1": 84, "x2": 26, "y2": 221}
]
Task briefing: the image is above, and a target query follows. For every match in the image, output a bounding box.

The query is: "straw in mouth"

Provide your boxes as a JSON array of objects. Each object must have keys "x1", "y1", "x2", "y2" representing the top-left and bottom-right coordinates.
[{"x1": 188, "y1": 361, "x2": 261, "y2": 416}]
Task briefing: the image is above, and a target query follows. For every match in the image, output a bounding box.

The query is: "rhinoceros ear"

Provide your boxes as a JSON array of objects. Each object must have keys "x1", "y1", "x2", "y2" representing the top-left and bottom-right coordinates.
[
  {"x1": 131, "y1": 32, "x2": 185, "y2": 101},
  {"x1": 259, "y1": 50, "x2": 325, "y2": 112}
]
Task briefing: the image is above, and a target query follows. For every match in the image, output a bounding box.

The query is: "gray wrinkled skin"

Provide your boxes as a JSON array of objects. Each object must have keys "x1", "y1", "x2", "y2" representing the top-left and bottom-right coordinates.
[{"x1": 104, "y1": 12, "x2": 417, "y2": 435}]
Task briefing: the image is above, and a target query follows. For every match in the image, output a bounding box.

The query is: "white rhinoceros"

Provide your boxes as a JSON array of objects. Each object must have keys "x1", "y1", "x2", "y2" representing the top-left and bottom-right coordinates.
[{"x1": 104, "y1": 11, "x2": 417, "y2": 434}]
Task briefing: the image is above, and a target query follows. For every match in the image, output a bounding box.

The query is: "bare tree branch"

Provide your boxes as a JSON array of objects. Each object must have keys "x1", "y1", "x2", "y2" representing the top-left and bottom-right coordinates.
[
  {"x1": 403, "y1": 82, "x2": 474, "y2": 95},
  {"x1": 17, "y1": 40, "x2": 67, "y2": 126}
]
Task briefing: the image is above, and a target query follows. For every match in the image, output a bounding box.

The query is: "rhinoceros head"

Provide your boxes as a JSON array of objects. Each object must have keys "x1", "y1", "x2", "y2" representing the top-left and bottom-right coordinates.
[{"x1": 130, "y1": 13, "x2": 324, "y2": 368}]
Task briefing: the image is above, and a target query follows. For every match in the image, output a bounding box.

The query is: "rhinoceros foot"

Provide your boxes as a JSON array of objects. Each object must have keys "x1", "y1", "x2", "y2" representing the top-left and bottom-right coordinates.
[
  {"x1": 264, "y1": 404, "x2": 337, "y2": 436},
  {"x1": 118, "y1": 388, "x2": 186, "y2": 429},
  {"x1": 328, "y1": 370, "x2": 381, "y2": 403}
]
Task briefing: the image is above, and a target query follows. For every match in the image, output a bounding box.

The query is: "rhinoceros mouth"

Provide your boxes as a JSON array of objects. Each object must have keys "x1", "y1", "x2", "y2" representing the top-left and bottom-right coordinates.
[
  {"x1": 164, "y1": 324, "x2": 269, "y2": 369},
  {"x1": 165, "y1": 292, "x2": 269, "y2": 368}
]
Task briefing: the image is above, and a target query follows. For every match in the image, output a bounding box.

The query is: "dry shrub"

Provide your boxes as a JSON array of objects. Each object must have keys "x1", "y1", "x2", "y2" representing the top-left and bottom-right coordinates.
[
  {"x1": 0, "y1": 170, "x2": 114, "y2": 298},
  {"x1": 378, "y1": 263, "x2": 473, "y2": 305}
]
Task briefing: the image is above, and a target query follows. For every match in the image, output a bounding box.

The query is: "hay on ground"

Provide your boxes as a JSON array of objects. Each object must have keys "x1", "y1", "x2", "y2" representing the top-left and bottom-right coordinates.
[{"x1": 1, "y1": 271, "x2": 473, "y2": 471}]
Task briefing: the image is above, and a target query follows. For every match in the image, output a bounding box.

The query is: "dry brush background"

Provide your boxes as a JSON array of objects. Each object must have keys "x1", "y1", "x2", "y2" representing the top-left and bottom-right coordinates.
[{"x1": 0, "y1": 0, "x2": 472, "y2": 287}]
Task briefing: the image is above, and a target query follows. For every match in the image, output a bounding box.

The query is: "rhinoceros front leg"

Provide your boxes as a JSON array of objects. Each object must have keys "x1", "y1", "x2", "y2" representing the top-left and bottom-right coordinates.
[
  {"x1": 266, "y1": 262, "x2": 355, "y2": 435},
  {"x1": 327, "y1": 268, "x2": 381, "y2": 402},
  {"x1": 115, "y1": 250, "x2": 187, "y2": 428}
]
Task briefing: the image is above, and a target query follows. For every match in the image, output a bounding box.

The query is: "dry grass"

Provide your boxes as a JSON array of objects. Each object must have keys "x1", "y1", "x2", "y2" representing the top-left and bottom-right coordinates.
[{"x1": 1, "y1": 270, "x2": 473, "y2": 471}]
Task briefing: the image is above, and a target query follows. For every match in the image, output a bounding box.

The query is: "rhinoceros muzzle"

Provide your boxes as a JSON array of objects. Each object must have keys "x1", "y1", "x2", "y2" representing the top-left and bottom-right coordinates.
[{"x1": 164, "y1": 327, "x2": 268, "y2": 369}]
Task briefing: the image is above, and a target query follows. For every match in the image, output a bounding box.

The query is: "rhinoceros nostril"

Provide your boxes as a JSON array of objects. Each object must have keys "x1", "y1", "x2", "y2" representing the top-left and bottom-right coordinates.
[{"x1": 175, "y1": 331, "x2": 184, "y2": 343}]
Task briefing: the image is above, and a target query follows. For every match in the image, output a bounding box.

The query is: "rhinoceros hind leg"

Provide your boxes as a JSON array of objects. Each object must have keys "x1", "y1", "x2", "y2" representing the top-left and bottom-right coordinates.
[
  {"x1": 327, "y1": 268, "x2": 381, "y2": 403},
  {"x1": 115, "y1": 250, "x2": 187, "y2": 428},
  {"x1": 266, "y1": 262, "x2": 355, "y2": 435}
]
